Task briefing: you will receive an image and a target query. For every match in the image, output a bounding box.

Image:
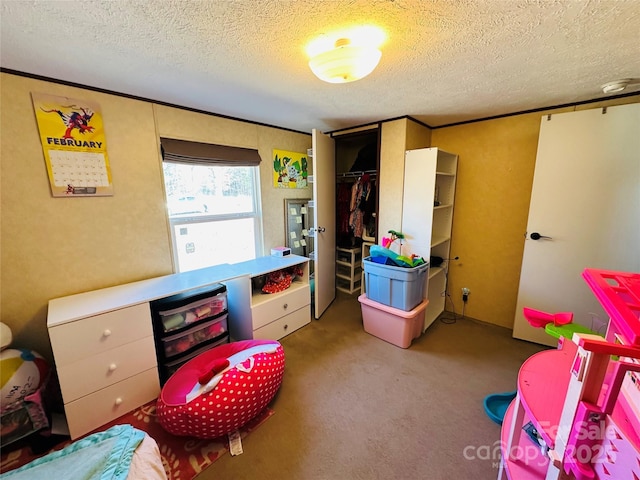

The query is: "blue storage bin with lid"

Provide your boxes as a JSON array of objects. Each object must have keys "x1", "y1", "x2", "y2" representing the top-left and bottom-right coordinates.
[{"x1": 363, "y1": 257, "x2": 428, "y2": 312}]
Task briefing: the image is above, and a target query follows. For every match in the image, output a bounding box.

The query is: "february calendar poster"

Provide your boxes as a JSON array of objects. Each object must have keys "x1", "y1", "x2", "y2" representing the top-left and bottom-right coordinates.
[{"x1": 31, "y1": 92, "x2": 113, "y2": 197}]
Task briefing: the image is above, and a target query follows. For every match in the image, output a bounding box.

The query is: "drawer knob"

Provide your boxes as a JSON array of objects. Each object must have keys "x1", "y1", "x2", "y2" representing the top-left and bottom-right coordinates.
[
  {"x1": 283, "y1": 303, "x2": 288, "y2": 310},
  {"x1": 103, "y1": 329, "x2": 112, "y2": 337},
  {"x1": 108, "y1": 363, "x2": 117, "y2": 372},
  {"x1": 284, "y1": 324, "x2": 288, "y2": 330},
  {"x1": 114, "y1": 397, "x2": 123, "y2": 406}
]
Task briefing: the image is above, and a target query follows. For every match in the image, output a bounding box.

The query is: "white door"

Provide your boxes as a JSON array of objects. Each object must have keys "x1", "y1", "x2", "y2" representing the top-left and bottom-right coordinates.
[
  {"x1": 311, "y1": 129, "x2": 336, "y2": 318},
  {"x1": 513, "y1": 103, "x2": 640, "y2": 346}
]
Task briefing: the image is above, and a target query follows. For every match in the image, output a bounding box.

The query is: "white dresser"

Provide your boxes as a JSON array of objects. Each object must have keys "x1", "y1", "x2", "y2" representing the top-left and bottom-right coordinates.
[
  {"x1": 223, "y1": 255, "x2": 311, "y2": 341},
  {"x1": 47, "y1": 255, "x2": 310, "y2": 439},
  {"x1": 48, "y1": 302, "x2": 160, "y2": 439}
]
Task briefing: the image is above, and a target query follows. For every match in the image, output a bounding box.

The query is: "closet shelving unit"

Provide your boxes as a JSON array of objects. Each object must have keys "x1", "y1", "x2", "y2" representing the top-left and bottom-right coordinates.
[
  {"x1": 360, "y1": 240, "x2": 375, "y2": 294},
  {"x1": 426, "y1": 152, "x2": 458, "y2": 329},
  {"x1": 402, "y1": 148, "x2": 458, "y2": 331},
  {"x1": 336, "y1": 246, "x2": 362, "y2": 294}
]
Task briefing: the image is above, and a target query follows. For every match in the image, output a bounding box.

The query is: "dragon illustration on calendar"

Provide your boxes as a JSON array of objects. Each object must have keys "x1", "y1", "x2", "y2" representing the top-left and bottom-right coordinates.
[{"x1": 31, "y1": 92, "x2": 113, "y2": 197}]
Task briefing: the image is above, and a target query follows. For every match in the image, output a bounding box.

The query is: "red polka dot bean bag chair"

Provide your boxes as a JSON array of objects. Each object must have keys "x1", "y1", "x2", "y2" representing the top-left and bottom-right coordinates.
[{"x1": 157, "y1": 339, "x2": 285, "y2": 439}]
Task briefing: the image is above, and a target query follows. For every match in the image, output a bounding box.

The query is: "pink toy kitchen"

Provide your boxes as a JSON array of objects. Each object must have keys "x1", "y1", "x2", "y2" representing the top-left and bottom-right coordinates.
[{"x1": 499, "y1": 268, "x2": 640, "y2": 480}]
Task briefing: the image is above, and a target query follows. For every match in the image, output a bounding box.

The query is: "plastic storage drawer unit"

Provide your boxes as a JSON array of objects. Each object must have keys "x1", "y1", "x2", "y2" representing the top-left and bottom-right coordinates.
[
  {"x1": 156, "y1": 284, "x2": 227, "y2": 333},
  {"x1": 162, "y1": 336, "x2": 230, "y2": 380},
  {"x1": 151, "y1": 283, "x2": 229, "y2": 386},
  {"x1": 363, "y1": 257, "x2": 428, "y2": 311},
  {"x1": 358, "y1": 294, "x2": 428, "y2": 348},
  {"x1": 161, "y1": 313, "x2": 228, "y2": 358}
]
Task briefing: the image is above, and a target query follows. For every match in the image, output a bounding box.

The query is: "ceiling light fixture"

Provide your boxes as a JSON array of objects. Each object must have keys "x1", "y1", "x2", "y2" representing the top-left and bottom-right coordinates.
[
  {"x1": 309, "y1": 38, "x2": 381, "y2": 84},
  {"x1": 601, "y1": 79, "x2": 632, "y2": 94},
  {"x1": 307, "y1": 27, "x2": 385, "y2": 84}
]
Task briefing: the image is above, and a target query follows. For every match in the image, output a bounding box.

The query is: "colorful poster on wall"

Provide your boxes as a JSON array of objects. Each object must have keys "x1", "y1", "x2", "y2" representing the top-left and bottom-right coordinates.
[
  {"x1": 273, "y1": 149, "x2": 308, "y2": 188},
  {"x1": 31, "y1": 92, "x2": 113, "y2": 197}
]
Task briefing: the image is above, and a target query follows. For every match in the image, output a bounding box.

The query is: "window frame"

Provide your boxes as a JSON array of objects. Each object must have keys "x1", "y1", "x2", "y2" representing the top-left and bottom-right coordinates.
[{"x1": 161, "y1": 150, "x2": 264, "y2": 273}]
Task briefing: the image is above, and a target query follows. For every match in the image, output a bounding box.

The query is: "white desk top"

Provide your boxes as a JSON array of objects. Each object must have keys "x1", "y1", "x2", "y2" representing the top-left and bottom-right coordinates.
[{"x1": 47, "y1": 255, "x2": 309, "y2": 327}]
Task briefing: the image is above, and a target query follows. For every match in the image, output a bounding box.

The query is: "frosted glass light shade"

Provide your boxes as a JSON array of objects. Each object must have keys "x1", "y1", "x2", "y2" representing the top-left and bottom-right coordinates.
[
  {"x1": 601, "y1": 79, "x2": 632, "y2": 94},
  {"x1": 309, "y1": 43, "x2": 382, "y2": 84}
]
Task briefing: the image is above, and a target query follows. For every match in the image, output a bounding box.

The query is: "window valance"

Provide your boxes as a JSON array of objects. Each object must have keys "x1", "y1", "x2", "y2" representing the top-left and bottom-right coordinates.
[{"x1": 160, "y1": 137, "x2": 262, "y2": 167}]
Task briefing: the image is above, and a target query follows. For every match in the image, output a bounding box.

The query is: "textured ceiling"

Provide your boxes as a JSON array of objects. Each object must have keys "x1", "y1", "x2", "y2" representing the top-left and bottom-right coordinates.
[{"x1": 1, "y1": 0, "x2": 639, "y2": 133}]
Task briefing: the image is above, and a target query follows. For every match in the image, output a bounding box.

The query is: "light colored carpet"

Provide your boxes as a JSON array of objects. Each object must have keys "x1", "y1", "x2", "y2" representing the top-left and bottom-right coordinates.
[{"x1": 198, "y1": 292, "x2": 546, "y2": 480}]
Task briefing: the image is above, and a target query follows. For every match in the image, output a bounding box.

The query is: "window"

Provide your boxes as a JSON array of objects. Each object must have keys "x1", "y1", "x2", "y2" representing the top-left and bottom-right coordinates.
[{"x1": 161, "y1": 139, "x2": 263, "y2": 273}]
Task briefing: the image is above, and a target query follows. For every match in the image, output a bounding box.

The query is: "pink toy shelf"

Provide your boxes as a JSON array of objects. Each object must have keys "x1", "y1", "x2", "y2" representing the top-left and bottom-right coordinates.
[
  {"x1": 498, "y1": 268, "x2": 640, "y2": 480},
  {"x1": 582, "y1": 269, "x2": 640, "y2": 346}
]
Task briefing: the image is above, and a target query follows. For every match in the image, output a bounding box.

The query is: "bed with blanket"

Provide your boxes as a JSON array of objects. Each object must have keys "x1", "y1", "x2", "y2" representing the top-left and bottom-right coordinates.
[{"x1": 0, "y1": 424, "x2": 166, "y2": 480}]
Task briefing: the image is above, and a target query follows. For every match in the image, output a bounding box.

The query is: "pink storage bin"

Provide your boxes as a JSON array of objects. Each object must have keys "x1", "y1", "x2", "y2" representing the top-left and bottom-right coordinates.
[{"x1": 358, "y1": 294, "x2": 428, "y2": 348}]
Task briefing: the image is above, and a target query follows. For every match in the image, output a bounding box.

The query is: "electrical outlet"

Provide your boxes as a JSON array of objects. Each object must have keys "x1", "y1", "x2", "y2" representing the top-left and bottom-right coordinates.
[{"x1": 462, "y1": 287, "x2": 470, "y2": 302}]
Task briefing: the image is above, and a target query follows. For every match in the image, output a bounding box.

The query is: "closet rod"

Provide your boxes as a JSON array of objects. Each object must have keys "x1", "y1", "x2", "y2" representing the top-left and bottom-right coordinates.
[{"x1": 336, "y1": 170, "x2": 377, "y2": 179}]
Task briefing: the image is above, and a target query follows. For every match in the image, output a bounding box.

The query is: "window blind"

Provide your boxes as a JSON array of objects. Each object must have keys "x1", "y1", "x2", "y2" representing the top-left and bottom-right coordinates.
[{"x1": 160, "y1": 137, "x2": 262, "y2": 166}]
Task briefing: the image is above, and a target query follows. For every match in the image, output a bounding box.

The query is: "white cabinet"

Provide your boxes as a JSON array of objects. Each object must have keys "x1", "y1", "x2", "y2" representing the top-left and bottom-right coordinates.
[
  {"x1": 47, "y1": 255, "x2": 310, "y2": 439},
  {"x1": 335, "y1": 246, "x2": 362, "y2": 294},
  {"x1": 401, "y1": 148, "x2": 458, "y2": 330},
  {"x1": 48, "y1": 303, "x2": 160, "y2": 439},
  {"x1": 230, "y1": 255, "x2": 311, "y2": 340},
  {"x1": 250, "y1": 271, "x2": 311, "y2": 339}
]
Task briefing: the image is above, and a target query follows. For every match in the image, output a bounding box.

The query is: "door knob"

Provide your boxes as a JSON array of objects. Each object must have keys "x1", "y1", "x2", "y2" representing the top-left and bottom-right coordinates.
[
  {"x1": 316, "y1": 226, "x2": 326, "y2": 233},
  {"x1": 530, "y1": 232, "x2": 552, "y2": 240}
]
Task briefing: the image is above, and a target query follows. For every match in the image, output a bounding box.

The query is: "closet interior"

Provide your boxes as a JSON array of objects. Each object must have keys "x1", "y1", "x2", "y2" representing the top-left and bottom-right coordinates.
[{"x1": 333, "y1": 128, "x2": 379, "y2": 294}]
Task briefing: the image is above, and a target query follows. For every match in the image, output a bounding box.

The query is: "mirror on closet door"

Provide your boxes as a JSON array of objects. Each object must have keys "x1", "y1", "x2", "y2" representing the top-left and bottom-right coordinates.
[{"x1": 284, "y1": 198, "x2": 313, "y2": 257}]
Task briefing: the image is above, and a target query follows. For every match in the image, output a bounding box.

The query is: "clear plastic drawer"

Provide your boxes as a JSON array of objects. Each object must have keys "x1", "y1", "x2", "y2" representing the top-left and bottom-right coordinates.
[
  {"x1": 161, "y1": 313, "x2": 228, "y2": 358},
  {"x1": 163, "y1": 335, "x2": 229, "y2": 379},
  {"x1": 157, "y1": 291, "x2": 227, "y2": 333}
]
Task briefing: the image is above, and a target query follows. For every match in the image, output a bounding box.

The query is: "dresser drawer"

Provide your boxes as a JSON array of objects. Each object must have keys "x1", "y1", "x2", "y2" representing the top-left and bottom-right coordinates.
[
  {"x1": 251, "y1": 285, "x2": 310, "y2": 330},
  {"x1": 64, "y1": 367, "x2": 160, "y2": 440},
  {"x1": 57, "y1": 336, "x2": 157, "y2": 403},
  {"x1": 49, "y1": 303, "x2": 152, "y2": 366},
  {"x1": 253, "y1": 305, "x2": 310, "y2": 340}
]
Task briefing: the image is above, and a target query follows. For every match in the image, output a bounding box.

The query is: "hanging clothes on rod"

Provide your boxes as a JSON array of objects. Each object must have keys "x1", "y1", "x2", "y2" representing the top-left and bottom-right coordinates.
[
  {"x1": 349, "y1": 173, "x2": 372, "y2": 239},
  {"x1": 337, "y1": 182, "x2": 352, "y2": 238}
]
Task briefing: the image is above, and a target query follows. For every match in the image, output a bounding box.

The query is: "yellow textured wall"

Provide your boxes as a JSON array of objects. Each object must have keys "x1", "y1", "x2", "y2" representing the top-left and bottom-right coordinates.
[
  {"x1": 405, "y1": 119, "x2": 431, "y2": 151},
  {"x1": 0, "y1": 73, "x2": 310, "y2": 361},
  {"x1": 432, "y1": 96, "x2": 640, "y2": 328},
  {"x1": 257, "y1": 126, "x2": 314, "y2": 252},
  {"x1": 2, "y1": 70, "x2": 636, "y2": 362},
  {"x1": 432, "y1": 113, "x2": 541, "y2": 328}
]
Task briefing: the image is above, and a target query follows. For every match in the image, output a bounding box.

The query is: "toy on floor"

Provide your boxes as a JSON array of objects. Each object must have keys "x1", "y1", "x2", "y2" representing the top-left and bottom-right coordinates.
[
  {"x1": 523, "y1": 306, "x2": 601, "y2": 340},
  {"x1": 0, "y1": 349, "x2": 49, "y2": 408},
  {"x1": 157, "y1": 339, "x2": 285, "y2": 439},
  {"x1": 0, "y1": 322, "x2": 12, "y2": 351},
  {"x1": 498, "y1": 269, "x2": 640, "y2": 480},
  {"x1": 483, "y1": 390, "x2": 517, "y2": 425},
  {"x1": 0, "y1": 325, "x2": 51, "y2": 448},
  {"x1": 484, "y1": 307, "x2": 600, "y2": 427}
]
